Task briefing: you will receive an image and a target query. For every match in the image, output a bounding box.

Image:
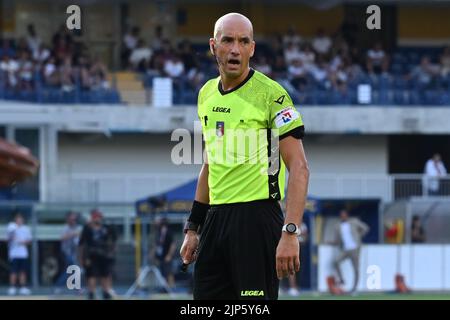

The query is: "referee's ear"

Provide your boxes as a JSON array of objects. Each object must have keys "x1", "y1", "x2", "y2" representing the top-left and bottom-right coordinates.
[{"x1": 209, "y1": 38, "x2": 216, "y2": 56}]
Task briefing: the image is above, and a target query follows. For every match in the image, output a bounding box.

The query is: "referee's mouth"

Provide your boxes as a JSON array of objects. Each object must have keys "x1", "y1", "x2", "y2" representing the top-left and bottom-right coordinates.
[{"x1": 227, "y1": 59, "x2": 241, "y2": 68}]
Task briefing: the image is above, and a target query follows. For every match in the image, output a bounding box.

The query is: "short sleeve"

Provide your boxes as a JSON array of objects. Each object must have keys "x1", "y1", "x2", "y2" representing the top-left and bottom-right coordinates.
[{"x1": 269, "y1": 89, "x2": 304, "y2": 140}]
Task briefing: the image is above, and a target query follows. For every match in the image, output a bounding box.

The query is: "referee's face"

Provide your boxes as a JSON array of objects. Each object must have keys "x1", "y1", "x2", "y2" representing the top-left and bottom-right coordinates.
[{"x1": 211, "y1": 18, "x2": 255, "y2": 80}]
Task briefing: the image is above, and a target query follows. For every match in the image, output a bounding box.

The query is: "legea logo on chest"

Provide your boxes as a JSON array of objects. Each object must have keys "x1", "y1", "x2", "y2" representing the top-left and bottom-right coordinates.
[{"x1": 212, "y1": 106, "x2": 231, "y2": 113}]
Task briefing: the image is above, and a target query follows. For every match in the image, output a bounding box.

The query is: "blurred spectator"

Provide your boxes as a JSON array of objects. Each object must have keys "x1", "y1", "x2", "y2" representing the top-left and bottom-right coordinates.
[
  {"x1": 17, "y1": 50, "x2": 34, "y2": 91},
  {"x1": 410, "y1": 56, "x2": 440, "y2": 89},
  {"x1": 0, "y1": 55, "x2": 19, "y2": 88},
  {"x1": 366, "y1": 42, "x2": 389, "y2": 75},
  {"x1": 312, "y1": 28, "x2": 332, "y2": 56},
  {"x1": 76, "y1": 55, "x2": 92, "y2": 90},
  {"x1": 151, "y1": 25, "x2": 164, "y2": 52},
  {"x1": 59, "y1": 56, "x2": 75, "y2": 92},
  {"x1": 272, "y1": 55, "x2": 287, "y2": 79},
  {"x1": 54, "y1": 211, "x2": 82, "y2": 294},
  {"x1": 309, "y1": 58, "x2": 331, "y2": 89},
  {"x1": 79, "y1": 209, "x2": 117, "y2": 300},
  {"x1": 7, "y1": 212, "x2": 32, "y2": 296},
  {"x1": 298, "y1": 43, "x2": 316, "y2": 68},
  {"x1": 129, "y1": 39, "x2": 152, "y2": 72},
  {"x1": 288, "y1": 58, "x2": 308, "y2": 91},
  {"x1": 122, "y1": 26, "x2": 140, "y2": 68},
  {"x1": 53, "y1": 36, "x2": 72, "y2": 63},
  {"x1": 284, "y1": 42, "x2": 302, "y2": 65},
  {"x1": 52, "y1": 24, "x2": 74, "y2": 53},
  {"x1": 330, "y1": 209, "x2": 369, "y2": 294},
  {"x1": 282, "y1": 25, "x2": 303, "y2": 47},
  {"x1": 440, "y1": 46, "x2": 450, "y2": 77},
  {"x1": 26, "y1": 24, "x2": 41, "y2": 58},
  {"x1": 43, "y1": 56, "x2": 59, "y2": 86},
  {"x1": 269, "y1": 34, "x2": 285, "y2": 57},
  {"x1": 286, "y1": 222, "x2": 308, "y2": 296},
  {"x1": 179, "y1": 40, "x2": 198, "y2": 73},
  {"x1": 253, "y1": 55, "x2": 272, "y2": 76},
  {"x1": 164, "y1": 54, "x2": 185, "y2": 78},
  {"x1": 33, "y1": 44, "x2": 51, "y2": 65},
  {"x1": 384, "y1": 219, "x2": 400, "y2": 243},
  {"x1": 146, "y1": 53, "x2": 165, "y2": 78},
  {"x1": 424, "y1": 153, "x2": 447, "y2": 196},
  {"x1": 330, "y1": 63, "x2": 349, "y2": 93},
  {"x1": 90, "y1": 56, "x2": 109, "y2": 90},
  {"x1": 411, "y1": 215, "x2": 426, "y2": 243},
  {"x1": 159, "y1": 39, "x2": 174, "y2": 61},
  {"x1": 151, "y1": 217, "x2": 176, "y2": 288}
]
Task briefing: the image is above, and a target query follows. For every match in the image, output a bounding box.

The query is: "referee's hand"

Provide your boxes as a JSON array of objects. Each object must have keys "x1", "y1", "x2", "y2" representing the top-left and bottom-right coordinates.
[
  {"x1": 180, "y1": 230, "x2": 199, "y2": 265},
  {"x1": 276, "y1": 233, "x2": 300, "y2": 280}
]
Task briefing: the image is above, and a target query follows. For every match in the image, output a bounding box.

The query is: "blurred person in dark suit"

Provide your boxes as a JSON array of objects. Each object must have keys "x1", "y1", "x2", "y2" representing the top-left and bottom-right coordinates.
[
  {"x1": 151, "y1": 217, "x2": 177, "y2": 288},
  {"x1": 79, "y1": 209, "x2": 117, "y2": 299}
]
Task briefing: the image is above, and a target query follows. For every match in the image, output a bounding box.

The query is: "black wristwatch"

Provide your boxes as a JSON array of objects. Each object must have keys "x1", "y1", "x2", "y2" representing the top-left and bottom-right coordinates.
[{"x1": 183, "y1": 221, "x2": 200, "y2": 234}]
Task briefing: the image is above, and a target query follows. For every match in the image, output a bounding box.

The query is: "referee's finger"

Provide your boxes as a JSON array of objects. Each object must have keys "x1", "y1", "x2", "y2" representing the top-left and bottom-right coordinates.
[
  {"x1": 288, "y1": 257, "x2": 295, "y2": 275},
  {"x1": 276, "y1": 257, "x2": 285, "y2": 279},
  {"x1": 294, "y1": 255, "x2": 300, "y2": 273}
]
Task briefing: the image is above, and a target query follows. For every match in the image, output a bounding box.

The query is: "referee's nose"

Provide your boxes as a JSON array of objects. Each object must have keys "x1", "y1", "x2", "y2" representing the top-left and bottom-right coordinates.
[{"x1": 230, "y1": 40, "x2": 240, "y2": 56}]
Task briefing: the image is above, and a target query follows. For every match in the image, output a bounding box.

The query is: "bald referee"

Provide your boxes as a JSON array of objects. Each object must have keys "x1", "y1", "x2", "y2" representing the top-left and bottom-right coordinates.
[{"x1": 180, "y1": 13, "x2": 309, "y2": 300}]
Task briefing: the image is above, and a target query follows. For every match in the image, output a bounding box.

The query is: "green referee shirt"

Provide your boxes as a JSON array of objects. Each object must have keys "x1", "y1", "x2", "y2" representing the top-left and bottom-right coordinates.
[{"x1": 198, "y1": 69, "x2": 304, "y2": 205}]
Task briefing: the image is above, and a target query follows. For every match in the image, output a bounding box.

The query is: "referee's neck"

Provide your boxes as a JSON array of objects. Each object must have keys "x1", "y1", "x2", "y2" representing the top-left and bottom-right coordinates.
[{"x1": 220, "y1": 67, "x2": 251, "y2": 92}]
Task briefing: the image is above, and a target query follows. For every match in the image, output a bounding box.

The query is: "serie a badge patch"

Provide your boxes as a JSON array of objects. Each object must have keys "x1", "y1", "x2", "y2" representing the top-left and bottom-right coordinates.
[{"x1": 216, "y1": 121, "x2": 224, "y2": 137}]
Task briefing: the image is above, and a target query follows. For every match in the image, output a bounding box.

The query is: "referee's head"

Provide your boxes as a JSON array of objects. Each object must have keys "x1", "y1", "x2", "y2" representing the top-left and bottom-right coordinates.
[{"x1": 209, "y1": 13, "x2": 255, "y2": 80}]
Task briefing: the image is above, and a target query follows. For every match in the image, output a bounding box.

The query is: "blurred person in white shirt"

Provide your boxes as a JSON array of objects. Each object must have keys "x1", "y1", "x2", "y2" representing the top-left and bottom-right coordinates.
[
  {"x1": 33, "y1": 44, "x2": 51, "y2": 66},
  {"x1": 288, "y1": 58, "x2": 308, "y2": 91},
  {"x1": 26, "y1": 24, "x2": 41, "y2": 58},
  {"x1": 122, "y1": 26, "x2": 140, "y2": 68},
  {"x1": 54, "y1": 211, "x2": 82, "y2": 294},
  {"x1": 129, "y1": 39, "x2": 152, "y2": 71},
  {"x1": 298, "y1": 43, "x2": 316, "y2": 68},
  {"x1": 282, "y1": 25, "x2": 303, "y2": 47},
  {"x1": 312, "y1": 28, "x2": 332, "y2": 56},
  {"x1": 18, "y1": 50, "x2": 34, "y2": 90},
  {"x1": 164, "y1": 54, "x2": 185, "y2": 78},
  {"x1": 424, "y1": 153, "x2": 448, "y2": 195},
  {"x1": 284, "y1": 42, "x2": 302, "y2": 65},
  {"x1": 0, "y1": 55, "x2": 19, "y2": 88},
  {"x1": 366, "y1": 42, "x2": 390, "y2": 75},
  {"x1": 330, "y1": 210, "x2": 369, "y2": 294},
  {"x1": 7, "y1": 212, "x2": 32, "y2": 296}
]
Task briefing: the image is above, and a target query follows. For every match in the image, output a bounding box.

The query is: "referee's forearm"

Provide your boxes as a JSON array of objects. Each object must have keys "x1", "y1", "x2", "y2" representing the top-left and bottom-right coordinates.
[{"x1": 284, "y1": 160, "x2": 309, "y2": 225}]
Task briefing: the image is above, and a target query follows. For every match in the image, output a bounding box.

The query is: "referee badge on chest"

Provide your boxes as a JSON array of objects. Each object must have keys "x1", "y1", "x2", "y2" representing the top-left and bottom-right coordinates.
[{"x1": 216, "y1": 121, "x2": 224, "y2": 137}]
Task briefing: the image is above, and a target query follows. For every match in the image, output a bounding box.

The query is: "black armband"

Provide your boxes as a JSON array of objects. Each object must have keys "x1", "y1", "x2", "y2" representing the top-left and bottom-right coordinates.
[{"x1": 186, "y1": 200, "x2": 210, "y2": 229}]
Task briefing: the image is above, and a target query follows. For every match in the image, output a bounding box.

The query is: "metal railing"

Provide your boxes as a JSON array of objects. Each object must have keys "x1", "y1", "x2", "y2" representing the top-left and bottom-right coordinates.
[
  {"x1": 47, "y1": 173, "x2": 197, "y2": 203},
  {"x1": 391, "y1": 174, "x2": 450, "y2": 200},
  {"x1": 44, "y1": 173, "x2": 450, "y2": 203}
]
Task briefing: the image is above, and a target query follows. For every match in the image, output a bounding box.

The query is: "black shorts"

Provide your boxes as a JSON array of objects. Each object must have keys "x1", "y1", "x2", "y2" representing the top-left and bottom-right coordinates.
[
  {"x1": 10, "y1": 258, "x2": 28, "y2": 273},
  {"x1": 193, "y1": 199, "x2": 283, "y2": 300},
  {"x1": 85, "y1": 256, "x2": 114, "y2": 278}
]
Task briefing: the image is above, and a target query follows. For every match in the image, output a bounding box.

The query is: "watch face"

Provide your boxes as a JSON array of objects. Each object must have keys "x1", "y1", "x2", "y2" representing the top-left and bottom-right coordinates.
[{"x1": 286, "y1": 223, "x2": 297, "y2": 233}]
